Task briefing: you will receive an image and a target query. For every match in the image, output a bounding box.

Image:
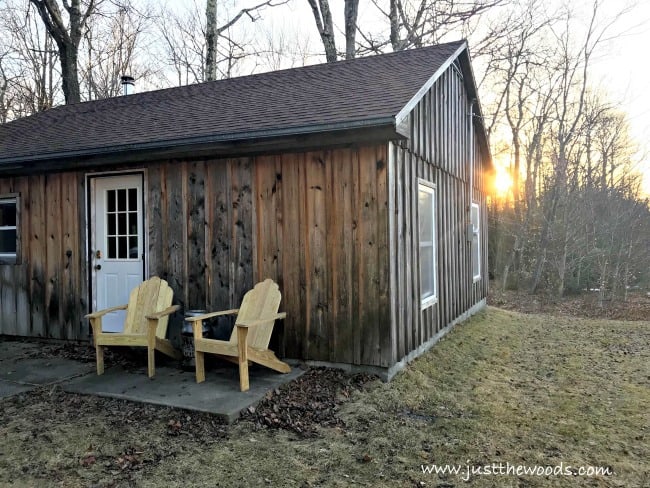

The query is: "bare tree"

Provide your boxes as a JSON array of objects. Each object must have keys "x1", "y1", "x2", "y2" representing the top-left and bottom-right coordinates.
[
  {"x1": 80, "y1": 1, "x2": 156, "y2": 99},
  {"x1": 358, "y1": 0, "x2": 503, "y2": 54},
  {"x1": 158, "y1": 0, "x2": 286, "y2": 85},
  {"x1": 307, "y1": 0, "x2": 360, "y2": 62},
  {"x1": 205, "y1": 0, "x2": 288, "y2": 81},
  {"x1": 0, "y1": 0, "x2": 61, "y2": 117},
  {"x1": 529, "y1": 0, "x2": 618, "y2": 293},
  {"x1": 29, "y1": 0, "x2": 97, "y2": 104}
]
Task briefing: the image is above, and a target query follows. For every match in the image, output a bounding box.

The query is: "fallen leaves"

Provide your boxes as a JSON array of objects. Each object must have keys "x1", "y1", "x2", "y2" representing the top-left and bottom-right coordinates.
[{"x1": 241, "y1": 368, "x2": 377, "y2": 438}]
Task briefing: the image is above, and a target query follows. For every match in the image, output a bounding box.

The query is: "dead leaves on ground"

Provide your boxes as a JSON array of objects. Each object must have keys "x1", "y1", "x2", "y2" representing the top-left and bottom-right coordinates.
[{"x1": 242, "y1": 368, "x2": 378, "y2": 437}]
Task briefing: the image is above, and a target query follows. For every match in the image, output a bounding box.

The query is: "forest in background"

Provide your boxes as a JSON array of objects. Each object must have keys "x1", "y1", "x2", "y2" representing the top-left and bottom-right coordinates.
[{"x1": 1, "y1": 0, "x2": 649, "y2": 302}]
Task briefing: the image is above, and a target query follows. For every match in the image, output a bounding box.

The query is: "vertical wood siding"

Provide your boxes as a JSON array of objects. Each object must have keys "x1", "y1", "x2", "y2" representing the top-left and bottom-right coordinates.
[
  {"x1": 147, "y1": 158, "x2": 255, "y2": 314},
  {"x1": 389, "y1": 63, "x2": 490, "y2": 364},
  {"x1": 0, "y1": 174, "x2": 86, "y2": 340},
  {"x1": 254, "y1": 147, "x2": 391, "y2": 367}
]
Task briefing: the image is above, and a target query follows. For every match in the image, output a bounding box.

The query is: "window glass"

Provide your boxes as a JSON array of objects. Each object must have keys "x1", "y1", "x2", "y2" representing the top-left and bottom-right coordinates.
[
  {"x1": 419, "y1": 183, "x2": 437, "y2": 305},
  {"x1": 471, "y1": 202, "x2": 481, "y2": 281},
  {"x1": 0, "y1": 197, "x2": 18, "y2": 260}
]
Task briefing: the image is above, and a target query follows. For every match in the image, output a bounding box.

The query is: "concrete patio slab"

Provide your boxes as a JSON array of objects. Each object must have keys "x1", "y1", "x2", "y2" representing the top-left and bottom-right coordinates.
[
  {"x1": 62, "y1": 364, "x2": 305, "y2": 422},
  {"x1": 0, "y1": 351, "x2": 95, "y2": 399},
  {"x1": 0, "y1": 358, "x2": 94, "y2": 385}
]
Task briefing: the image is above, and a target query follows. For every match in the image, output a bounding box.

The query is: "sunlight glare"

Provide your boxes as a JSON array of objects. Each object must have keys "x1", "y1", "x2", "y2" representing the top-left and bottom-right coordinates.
[{"x1": 493, "y1": 166, "x2": 513, "y2": 197}]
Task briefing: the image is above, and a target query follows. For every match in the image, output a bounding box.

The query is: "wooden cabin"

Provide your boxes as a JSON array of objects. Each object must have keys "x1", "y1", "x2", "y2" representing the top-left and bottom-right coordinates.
[{"x1": 0, "y1": 40, "x2": 490, "y2": 379}]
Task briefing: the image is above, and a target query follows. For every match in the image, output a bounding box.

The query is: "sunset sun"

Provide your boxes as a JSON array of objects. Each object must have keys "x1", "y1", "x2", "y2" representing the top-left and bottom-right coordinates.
[{"x1": 493, "y1": 166, "x2": 513, "y2": 197}]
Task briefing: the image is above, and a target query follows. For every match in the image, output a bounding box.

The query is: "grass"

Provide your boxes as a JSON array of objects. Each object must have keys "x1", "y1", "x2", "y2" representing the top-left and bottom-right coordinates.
[{"x1": 0, "y1": 307, "x2": 648, "y2": 487}]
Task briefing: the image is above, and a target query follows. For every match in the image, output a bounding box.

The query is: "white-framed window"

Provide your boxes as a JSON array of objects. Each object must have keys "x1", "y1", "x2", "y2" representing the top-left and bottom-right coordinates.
[
  {"x1": 0, "y1": 195, "x2": 19, "y2": 264},
  {"x1": 471, "y1": 201, "x2": 481, "y2": 282},
  {"x1": 418, "y1": 180, "x2": 437, "y2": 307}
]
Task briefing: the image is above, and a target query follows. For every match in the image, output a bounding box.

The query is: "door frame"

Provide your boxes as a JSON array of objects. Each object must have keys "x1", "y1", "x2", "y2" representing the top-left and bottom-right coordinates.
[{"x1": 85, "y1": 170, "x2": 148, "y2": 315}]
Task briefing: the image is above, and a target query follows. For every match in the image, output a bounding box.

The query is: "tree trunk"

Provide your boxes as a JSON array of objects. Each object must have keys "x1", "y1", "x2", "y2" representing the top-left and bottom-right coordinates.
[
  {"x1": 344, "y1": 0, "x2": 359, "y2": 59},
  {"x1": 307, "y1": 0, "x2": 337, "y2": 62},
  {"x1": 205, "y1": 0, "x2": 218, "y2": 81},
  {"x1": 557, "y1": 234, "x2": 568, "y2": 297},
  {"x1": 59, "y1": 44, "x2": 81, "y2": 104}
]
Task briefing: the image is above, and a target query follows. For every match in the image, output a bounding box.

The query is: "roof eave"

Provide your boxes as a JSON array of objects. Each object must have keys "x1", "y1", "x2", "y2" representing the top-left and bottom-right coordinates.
[{"x1": 0, "y1": 118, "x2": 401, "y2": 174}]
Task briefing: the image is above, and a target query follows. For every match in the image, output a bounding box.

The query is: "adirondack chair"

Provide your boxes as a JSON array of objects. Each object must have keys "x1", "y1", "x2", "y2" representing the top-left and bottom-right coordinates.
[
  {"x1": 185, "y1": 279, "x2": 290, "y2": 391},
  {"x1": 85, "y1": 276, "x2": 182, "y2": 378}
]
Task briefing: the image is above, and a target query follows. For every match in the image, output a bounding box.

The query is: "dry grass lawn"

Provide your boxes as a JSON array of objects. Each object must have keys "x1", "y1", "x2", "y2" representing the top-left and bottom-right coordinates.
[{"x1": 0, "y1": 307, "x2": 648, "y2": 487}]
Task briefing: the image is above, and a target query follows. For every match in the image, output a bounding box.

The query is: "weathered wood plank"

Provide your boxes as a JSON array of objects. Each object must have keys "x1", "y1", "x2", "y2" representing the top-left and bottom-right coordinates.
[
  {"x1": 254, "y1": 155, "x2": 279, "y2": 282},
  {"x1": 45, "y1": 174, "x2": 61, "y2": 338},
  {"x1": 61, "y1": 173, "x2": 79, "y2": 339},
  {"x1": 187, "y1": 160, "x2": 207, "y2": 308},
  {"x1": 358, "y1": 146, "x2": 381, "y2": 366},
  {"x1": 231, "y1": 157, "x2": 254, "y2": 305},
  {"x1": 165, "y1": 161, "x2": 186, "y2": 310},
  {"x1": 375, "y1": 145, "x2": 391, "y2": 367},
  {"x1": 329, "y1": 148, "x2": 355, "y2": 364},
  {"x1": 147, "y1": 165, "x2": 164, "y2": 281},
  {"x1": 253, "y1": 155, "x2": 282, "y2": 351},
  {"x1": 305, "y1": 151, "x2": 329, "y2": 361},
  {"x1": 207, "y1": 158, "x2": 231, "y2": 310},
  {"x1": 27, "y1": 175, "x2": 46, "y2": 338},
  {"x1": 279, "y1": 153, "x2": 304, "y2": 359},
  {"x1": 14, "y1": 178, "x2": 30, "y2": 337},
  {"x1": 395, "y1": 144, "x2": 406, "y2": 360}
]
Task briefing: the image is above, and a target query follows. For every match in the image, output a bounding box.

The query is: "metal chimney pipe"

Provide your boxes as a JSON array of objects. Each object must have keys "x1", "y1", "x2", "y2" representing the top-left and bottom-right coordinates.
[{"x1": 121, "y1": 75, "x2": 135, "y2": 95}]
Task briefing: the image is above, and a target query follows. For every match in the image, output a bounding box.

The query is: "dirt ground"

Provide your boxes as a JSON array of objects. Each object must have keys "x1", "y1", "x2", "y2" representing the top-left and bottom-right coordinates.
[{"x1": 0, "y1": 305, "x2": 648, "y2": 487}]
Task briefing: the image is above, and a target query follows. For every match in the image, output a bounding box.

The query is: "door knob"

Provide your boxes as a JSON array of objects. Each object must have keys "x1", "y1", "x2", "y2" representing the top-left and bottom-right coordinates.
[{"x1": 94, "y1": 264, "x2": 102, "y2": 270}]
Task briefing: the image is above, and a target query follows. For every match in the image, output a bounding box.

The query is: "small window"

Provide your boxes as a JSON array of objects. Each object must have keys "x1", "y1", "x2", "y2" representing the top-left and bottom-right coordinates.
[
  {"x1": 0, "y1": 195, "x2": 19, "y2": 264},
  {"x1": 471, "y1": 202, "x2": 481, "y2": 282},
  {"x1": 419, "y1": 182, "x2": 437, "y2": 307}
]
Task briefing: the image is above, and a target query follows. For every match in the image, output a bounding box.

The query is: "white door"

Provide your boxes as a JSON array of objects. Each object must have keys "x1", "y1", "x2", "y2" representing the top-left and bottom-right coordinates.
[{"x1": 91, "y1": 174, "x2": 145, "y2": 332}]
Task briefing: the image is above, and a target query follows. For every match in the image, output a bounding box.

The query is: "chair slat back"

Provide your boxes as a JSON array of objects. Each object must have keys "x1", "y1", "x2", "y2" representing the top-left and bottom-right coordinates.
[
  {"x1": 232, "y1": 279, "x2": 282, "y2": 349},
  {"x1": 124, "y1": 277, "x2": 174, "y2": 337}
]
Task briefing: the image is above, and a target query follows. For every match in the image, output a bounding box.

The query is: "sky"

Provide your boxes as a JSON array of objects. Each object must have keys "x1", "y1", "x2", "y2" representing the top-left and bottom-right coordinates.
[{"x1": 588, "y1": 0, "x2": 650, "y2": 193}]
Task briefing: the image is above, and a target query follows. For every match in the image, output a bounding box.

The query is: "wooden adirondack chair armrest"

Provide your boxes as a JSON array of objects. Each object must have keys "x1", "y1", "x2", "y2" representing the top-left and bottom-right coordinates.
[
  {"x1": 85, "y1": 304, "x2": 128, "y2": 319},
  {"x1": 236, "y1": 312, "x2": 287, "y2": 328},
  {"x1": 146, "y1": 304, "x2": 181, "y2": 320},
  {"x1": 184, "y1": 309, "x2": 240, "y2": 322}
]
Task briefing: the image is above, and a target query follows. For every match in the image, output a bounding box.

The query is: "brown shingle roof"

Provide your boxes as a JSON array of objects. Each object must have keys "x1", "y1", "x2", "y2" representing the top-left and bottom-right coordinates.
[{"x1": 0, "y1": 40, "x2": 465, "y2": 164}]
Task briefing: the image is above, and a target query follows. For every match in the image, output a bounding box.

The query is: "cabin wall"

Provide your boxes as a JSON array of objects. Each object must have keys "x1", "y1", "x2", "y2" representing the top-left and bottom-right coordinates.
[
  {"x1": 389, "y1": 63, "x2": 490, "y2": 365},
  {"x1": 148, "y1": 148, "x2": 391, "y2": 367},
  {"x1": 0, "y1": 148, "x2": 393, "y2": 370},
  {"x1": 0, "y1": 173, "x2": 87, "y2": 340},
  {"x1": 253, "y1": 147, "x2": 391, "y2": 367},
  {"x1": 146, "y1": 158, "x2": 255, "y2": 316}
]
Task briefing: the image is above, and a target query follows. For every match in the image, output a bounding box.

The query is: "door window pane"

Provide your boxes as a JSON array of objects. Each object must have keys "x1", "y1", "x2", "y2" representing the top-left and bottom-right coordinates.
[
  {"x1": 117, "y1": 189, "x2": 127, "y2": 211},
  {"x1": 105, "y1": 187, "x2": 139, "y2": 260}
]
